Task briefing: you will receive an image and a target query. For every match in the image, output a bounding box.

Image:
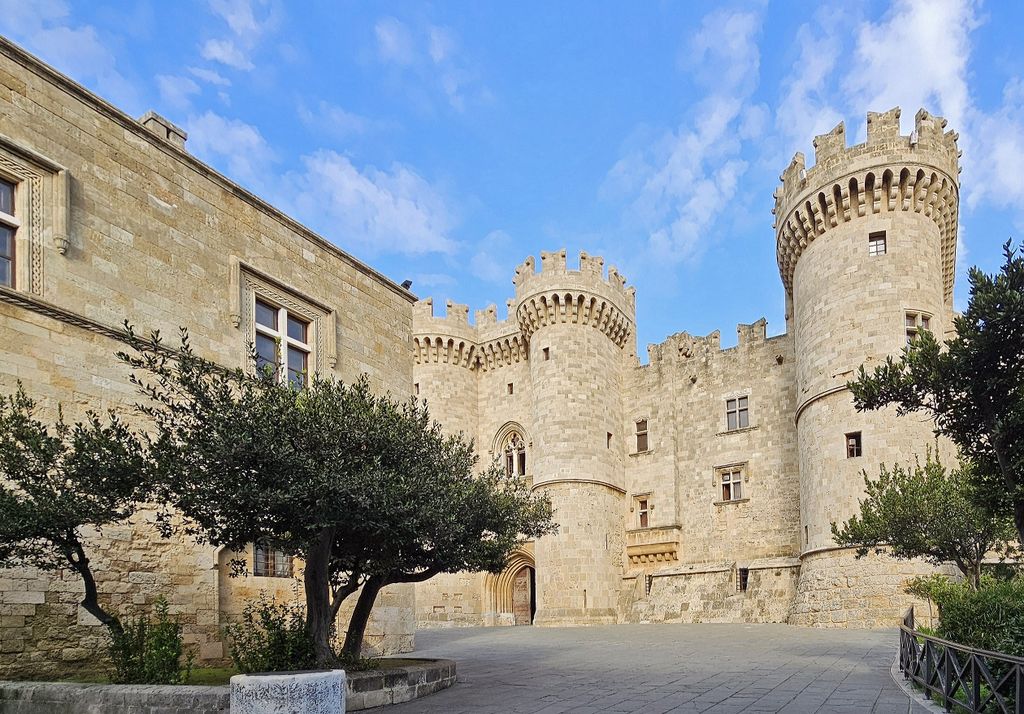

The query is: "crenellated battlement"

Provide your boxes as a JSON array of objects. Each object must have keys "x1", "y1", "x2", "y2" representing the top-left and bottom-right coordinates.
[
  {"x1": 513, "y1": 249, "x2": 636, "y2": 313},
  {"x1": 412, "y1": 295, "x2": 525, "y2": 371},
  {"x1": 644, "y1": 318, "x2": 779, "y2": 368},
  {"x1": 774, "y1": 107, "x2": 960, "y2": 303}
]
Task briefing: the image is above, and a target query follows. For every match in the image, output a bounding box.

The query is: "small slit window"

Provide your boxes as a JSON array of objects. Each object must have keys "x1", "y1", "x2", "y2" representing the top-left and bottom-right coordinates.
[
  {"x1": 868, "y1": 231, "x2": 886, "y2": 256},
  {"x1": 542, "y1": 347, "x2": 550, "y2": 361},
  {"x1": 737, "y1": 568, "x2": 750, "y2": 592},
  {"x1": 636, "y1": 497, "x2": 650, "y2": 528},
  {"x1": 507, "y1": 382, "x2": 514, "y2": 395}
]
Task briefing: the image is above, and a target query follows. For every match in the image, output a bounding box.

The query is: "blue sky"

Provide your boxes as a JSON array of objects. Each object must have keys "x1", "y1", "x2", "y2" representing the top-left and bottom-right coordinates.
[{"x1": 3, "y1": 1, "x2": 1023, "y2": 355}]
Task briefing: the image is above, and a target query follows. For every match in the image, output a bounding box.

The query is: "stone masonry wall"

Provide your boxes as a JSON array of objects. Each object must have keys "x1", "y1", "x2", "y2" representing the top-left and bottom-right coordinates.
[{"x1": 0, "y1": 39, "x2": 415, "y2": 677}]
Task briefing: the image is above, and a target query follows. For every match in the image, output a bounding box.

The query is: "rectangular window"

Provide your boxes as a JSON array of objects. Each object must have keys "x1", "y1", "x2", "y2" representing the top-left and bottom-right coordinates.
[
  {"x1": 905, "y1": 311, "x2": 932, "y2": 344},
  {"x1": 414, "y1": 383, "x2": 420, "y2": 395},
  {"x1": 0, "y1": 179, "x2": 15, "y2": 288},
  {"x1": 846, "y1": 431, "x2": 862, "y2": 458},
  {"x1": 254, "y1": 297, "x2": 311, "y2": 387},
  {"x1": 726, "y1": 396, "x2": 749, "y2": 431},
  {"x1": 635, "y1": 419, "x2": 649, "y2": 453},
  {"x1": 542, "y1": 347, "x2": 550, "y2": 361},
  {"x1": 737, "y1": 568, "x2": 750, "y2": 592},
  {"x1": 607, "y1": 432, "x2": 613, "y2": 448},
  {"x1": 637, "y1": 498, "x2": 649, "y2": 528},
  {"x1": 868, "y1": 231, "x2": 887, "y2": 256},
  {"x1": 507, "y1": 382, "x2": 514, "y2": 395},
  {"x1": 254, "y1": 541, "x2": 293, "y2": 578},
  {"x1": 719, "y1": 468, "x2": 744, "y2": 501}
]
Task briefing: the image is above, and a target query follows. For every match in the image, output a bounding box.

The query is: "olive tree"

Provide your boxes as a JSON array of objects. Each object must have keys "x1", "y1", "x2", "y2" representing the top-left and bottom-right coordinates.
[
  {"x1": 832, "y1": 454, "x2": 1015, "y2": 589},
  {"x1": 849, "y1": 241, "x2": 1024, "y2": 542},
  {"x1": 119, "y1": 327, "x2": 554, "y2": 666},
  {"x1": 0, "y1": 385, "x2": 149, "y2": 638}
]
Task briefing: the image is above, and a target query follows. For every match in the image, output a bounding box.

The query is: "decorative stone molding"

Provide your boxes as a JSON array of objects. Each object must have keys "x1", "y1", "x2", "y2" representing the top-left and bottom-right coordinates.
[
  {"x1": 515, "y1": 289, "x2": 632, "y2": 348},
  {"x1": 0, "y1": 133, "x2": 71, "y2": 294},
  {"x1": 412, "y1": 334, "x2": 477, "y2": 369},
  {"x1": 230, "y1": 258, "x2": 338, "y2": 371}
]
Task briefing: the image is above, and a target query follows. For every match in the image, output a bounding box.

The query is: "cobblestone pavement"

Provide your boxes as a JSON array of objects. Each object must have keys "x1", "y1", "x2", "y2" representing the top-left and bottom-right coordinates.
[{"x1": 388, "y1": 623, "x2": 930, "y2": 713}]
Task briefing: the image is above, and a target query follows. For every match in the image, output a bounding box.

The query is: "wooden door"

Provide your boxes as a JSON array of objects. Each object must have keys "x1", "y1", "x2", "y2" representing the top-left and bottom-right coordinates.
[{"x1": 512, "y1": 566, "x2": 533, "y2": 625}]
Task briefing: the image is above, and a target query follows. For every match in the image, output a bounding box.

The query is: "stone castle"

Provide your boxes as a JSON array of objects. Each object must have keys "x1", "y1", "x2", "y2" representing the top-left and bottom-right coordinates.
[
  {"x1": 0, "y1": 34, "x2": 960, "y2": 678},
  {"x1": 411, "y1": 106, "x2": 960, "y2": 629}
]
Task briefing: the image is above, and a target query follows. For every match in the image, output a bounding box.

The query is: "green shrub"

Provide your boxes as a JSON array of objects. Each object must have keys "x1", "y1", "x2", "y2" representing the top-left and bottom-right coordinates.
[
  {"x1": 109, "y1": 596, "x2": 193, "y2": 684},
  {"x1": 224, "y1": 597, "x2": 318, "y2": 673},
  {"x1": 935, "y1": 577, "x2": 1024, "y2": 657}
]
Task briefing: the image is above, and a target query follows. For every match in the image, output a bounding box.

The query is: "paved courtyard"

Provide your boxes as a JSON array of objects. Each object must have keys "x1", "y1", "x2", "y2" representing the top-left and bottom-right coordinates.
[{"x1": 389, "y1": 623, "x2": 929, "y2": 713}]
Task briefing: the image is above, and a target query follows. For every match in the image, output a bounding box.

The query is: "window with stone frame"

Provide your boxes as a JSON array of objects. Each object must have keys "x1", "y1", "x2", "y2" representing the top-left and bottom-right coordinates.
[
  {"x1": 254, "y1": 541, "x2": 293, "y2": 578},
  {"x1": 635, "y1": 419, "x2": 649, "y2": 453},
  {"x1": 868, "y1": 231, "x2": 887, "y2": 256},
  {"x1": 634, "y1": 495, "x2": 651, "y2": 528},
  {"x1": 725, "y1": 396, "x2": 749, "y2": 431},
  {"x1": 254, "y1": 296, "x2": 312, "y2": 388},
  {"x1": 904, "y1": 311, "x2": 932, "y2": 345},
  {"x1": 717, "y1": 465, "x2": 745, "y2": 502},
  {"x1": 846, "y1": 431, "x2": 862, "y2": 458},
  {"x1": 502, "y1": 431, "x2": 527, "y2": 477},
  {"x1": 0, "y1": 179, "x2": 15, "y2": 288}
]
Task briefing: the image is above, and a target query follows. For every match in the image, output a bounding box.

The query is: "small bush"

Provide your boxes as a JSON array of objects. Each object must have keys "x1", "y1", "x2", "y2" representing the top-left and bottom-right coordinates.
[
  {"x1": 224, "y1": 597, "x2": 318, "y2": 673},
  {"x1": 935, "y1": 577, "x2": 1024, "y2": 657},
  {"x1": 109, "y1": 597, "x2": 193, "y2": 684}
]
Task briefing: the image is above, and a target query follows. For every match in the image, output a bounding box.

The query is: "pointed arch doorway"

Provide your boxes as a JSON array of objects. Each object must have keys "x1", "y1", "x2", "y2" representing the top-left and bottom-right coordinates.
[{"x1": 485, "y1": 548, "x2": 536, "y2": 626}]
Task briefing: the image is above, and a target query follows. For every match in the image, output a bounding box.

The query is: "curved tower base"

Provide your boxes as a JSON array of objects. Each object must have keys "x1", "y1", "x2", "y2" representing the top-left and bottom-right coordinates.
[{"x1": 789, "y1": 548, "x2": 956, "y2": 628}]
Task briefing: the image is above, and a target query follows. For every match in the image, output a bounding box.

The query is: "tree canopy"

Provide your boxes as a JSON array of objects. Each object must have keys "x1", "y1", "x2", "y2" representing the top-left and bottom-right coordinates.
[
  {"x1": 0, "y1": 386, "x2": 149, "y2": 635},
  {"x1": 832, "y1": 454, "x2": 1015, "y2": 589},
  {"x1": 119, "y1": 326, "x2": 555, "y2": 665},
  {"x1": 849, "y1": 241, "x2": 1024, "y2": 542}
]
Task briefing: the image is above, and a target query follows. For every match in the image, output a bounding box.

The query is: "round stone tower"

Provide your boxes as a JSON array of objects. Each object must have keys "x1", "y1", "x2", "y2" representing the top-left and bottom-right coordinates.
[
  {"x1": 513, "y1": 249, "x2": 635, "y2": 626},
  {"x1": 775, "y1": 107, "x2": 960, "y2": 626}
]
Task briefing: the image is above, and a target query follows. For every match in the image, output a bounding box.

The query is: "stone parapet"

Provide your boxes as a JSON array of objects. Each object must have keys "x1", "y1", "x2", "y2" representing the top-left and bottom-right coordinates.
[{"x1": 774, "y1": 107, "x2": 960, "y2": 303}]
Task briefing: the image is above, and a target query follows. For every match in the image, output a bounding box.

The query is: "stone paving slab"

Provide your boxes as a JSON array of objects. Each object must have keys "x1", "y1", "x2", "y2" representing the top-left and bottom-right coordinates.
[{"x1": 388, "y1": 624, "x2": 931, "y2": 713}]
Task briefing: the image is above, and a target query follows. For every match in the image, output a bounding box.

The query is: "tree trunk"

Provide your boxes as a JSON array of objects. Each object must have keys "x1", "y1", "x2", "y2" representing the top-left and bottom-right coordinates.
[
  {"x1": 992, "y1": 441, "x2": 1024, "y2": 544},
  {"x1": 303, "y1": 527, "x2": 337, "y2": 667},
  {"x1": 341, "y1": 573, "x2": 385, "y2": 660},
  {"x1": 67, "y1": 539, "x2": 123, "y2": 639}
]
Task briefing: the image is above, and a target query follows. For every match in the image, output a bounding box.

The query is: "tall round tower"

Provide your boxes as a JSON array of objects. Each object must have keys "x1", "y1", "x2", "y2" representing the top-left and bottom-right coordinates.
[
  {"x1": 775, "y1": 107, "x2": 960, "y2": 626},
  {"x1": 514, "y1": 249, "x2": 635, "y2": 626}
]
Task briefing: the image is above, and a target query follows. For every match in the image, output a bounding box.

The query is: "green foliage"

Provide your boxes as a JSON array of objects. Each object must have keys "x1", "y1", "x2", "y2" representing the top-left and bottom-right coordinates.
[
  {"x1": 832, "y1": 454, "x2": 1015, "y2": 589},
  {"x1": 0, "y1": 384, "x2": 150, "y2": 633},
  {"x1": 224, "y1": 597, "x2": 318, "y2": 674},
  {"x1": 849, "y1": 241, "x2": 1024, "y2": 540},
  {"x1": 119, "y1": 326, "x2": 557, "y2": 665},
  {"x1": 109, "y1": 597, "x2": 194, "y2": 684},
  {"x1": 917, "y1": 577, "x2": 1024, "y2": 658}
]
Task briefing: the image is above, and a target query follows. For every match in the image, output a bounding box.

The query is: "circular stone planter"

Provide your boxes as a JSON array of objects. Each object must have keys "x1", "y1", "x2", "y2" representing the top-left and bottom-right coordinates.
[{"x1": 230, "y1": 669, "x2": 346, "y2": 714}]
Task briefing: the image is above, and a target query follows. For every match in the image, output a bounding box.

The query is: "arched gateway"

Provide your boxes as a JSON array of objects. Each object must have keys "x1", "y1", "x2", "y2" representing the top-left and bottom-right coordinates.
[{"x1": 484, "y1": 548, "x2": 536, "y2": 626}]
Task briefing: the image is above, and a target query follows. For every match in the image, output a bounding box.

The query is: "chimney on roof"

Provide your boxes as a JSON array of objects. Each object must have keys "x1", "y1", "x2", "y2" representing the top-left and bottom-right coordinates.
[{"x1": 139, "y1": 111, "x2": 187, "y2": 150}]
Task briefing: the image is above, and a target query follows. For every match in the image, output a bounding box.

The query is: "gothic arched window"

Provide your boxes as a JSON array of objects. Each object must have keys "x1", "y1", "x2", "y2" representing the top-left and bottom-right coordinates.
[{"x1": 502, "y1": 432, "x2": 527, "y2": 477}]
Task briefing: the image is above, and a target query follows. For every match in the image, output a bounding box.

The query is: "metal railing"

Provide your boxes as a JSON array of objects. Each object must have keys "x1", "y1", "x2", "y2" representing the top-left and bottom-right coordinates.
[{"x1": 899, "y1": 606, "x2": 1024, "y2": 713}]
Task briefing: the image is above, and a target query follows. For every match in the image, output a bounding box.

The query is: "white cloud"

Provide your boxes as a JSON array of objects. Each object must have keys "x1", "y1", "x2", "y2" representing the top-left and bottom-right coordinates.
[
  {"x1": 200, "y1": 38, "x2": 255, "y2": 71},
  {"x1": 774, "y1": 12, "x2": 845, "y2": 159},
  {"x1": 297, "y1": 101, "x2": 369, "y2": 138},
  {"x1": 470, "y1": 230, "x2": 516, "y2": 284},
  {"x1": 605, "y1": 9, "x2": 764, "y2": 265},
  {"x1": 283, "y1": 151, "x2": 457, "y2": 256},
  {"x1": 372, "y1": 16, "x2": 484, "y2": 112},
  {"x1": 208, "y1": 0, "x2": 262, "y2": 39},
  {"x1": 184, "y1": 111, "x2": 276, "y2": 188},
  {"x1": 845, "y1": 0, "x2": 977, "y2": 134},
  {"x1": 156, "y1": 74, "x2": 200, "y2": 111},
  {"x1": 188, "y1": 66, "x2": 231, "y2": 87},
  {"x1": 967, "y1": 77, "x2": 1024, "y2": 212},
  {"x1": 0, "y1": 0, "x2": 139, "y2": 111},
  {"x1": 375, "y1": 17, "x2": 417, "y2": 66}
]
